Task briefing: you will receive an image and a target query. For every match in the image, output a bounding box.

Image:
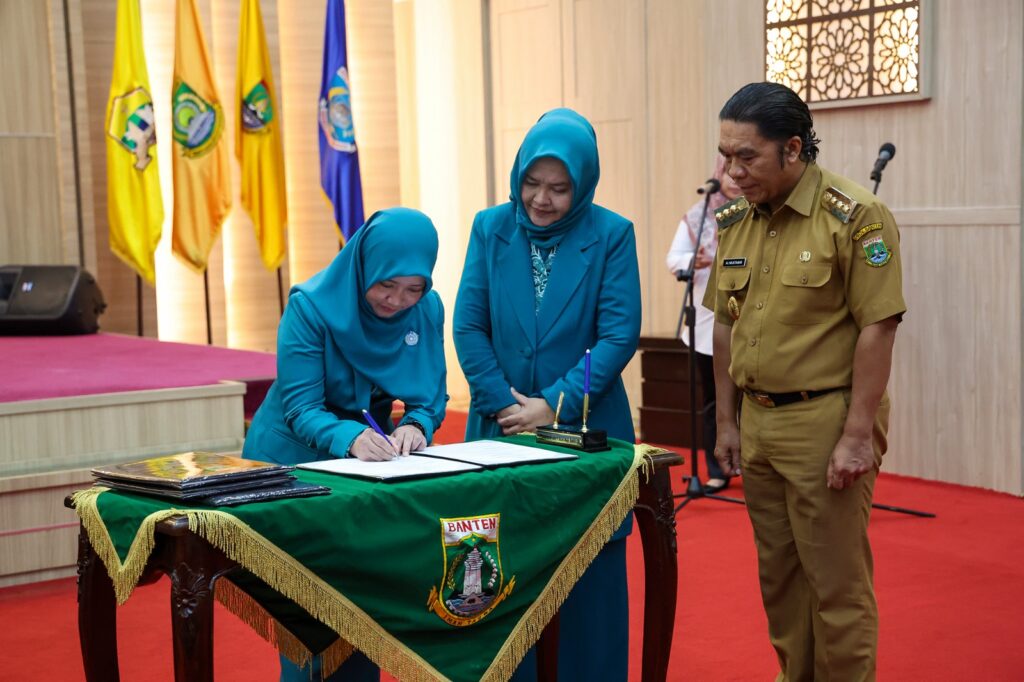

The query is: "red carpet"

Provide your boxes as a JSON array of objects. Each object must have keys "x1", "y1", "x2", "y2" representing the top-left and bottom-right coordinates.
[{"x1": 4, "y1": 414, "x2": 1023, "y2": 680}]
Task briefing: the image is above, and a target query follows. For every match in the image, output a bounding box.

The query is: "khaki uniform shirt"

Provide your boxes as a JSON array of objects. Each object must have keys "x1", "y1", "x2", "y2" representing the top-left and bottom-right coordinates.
[{"x1": 703, "y1": 163, "x2": 906, "y2": 393}]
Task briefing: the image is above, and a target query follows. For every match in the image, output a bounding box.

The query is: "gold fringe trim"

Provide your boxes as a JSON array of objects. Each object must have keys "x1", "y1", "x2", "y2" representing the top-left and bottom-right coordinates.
[
  {"x1": 215, "y1": 577, "x2": 360, "y2": 676},
  {"x1": 477, "y1": 444, "x2": 647, "y2": 682},
  {"x1": 185, "y1": 510, "x2": 449, "y2": 681},
  {"x1": 71, "y1": 487, "x2": 186, "y2": 605}
]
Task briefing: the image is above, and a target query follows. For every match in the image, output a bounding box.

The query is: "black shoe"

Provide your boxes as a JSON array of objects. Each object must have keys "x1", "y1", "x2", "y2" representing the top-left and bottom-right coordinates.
[{"x1": 703, "y1": 478, "x2": 731, "y2": 494}]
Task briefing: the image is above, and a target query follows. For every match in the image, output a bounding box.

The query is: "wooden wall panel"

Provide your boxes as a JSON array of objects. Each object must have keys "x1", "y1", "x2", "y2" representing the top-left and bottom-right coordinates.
[
  {"x1": 0, "y1": 1, "x2": 55, "y2": 132},
  {"x1": 489, "y1": 0, "x2": 562, "y2": 198},
  {"x1": 644, "y1": 0, "x2": 709, "y2": 340},
  {"x1": 889, "y1": 223, "x2": 1021, "y2": 491},
  {"x1": 0, "y1": 0, "x2": 86, "y2": 266},
  {"x1": 0, "y1": 139, "x2": 62, "y2": 261}
]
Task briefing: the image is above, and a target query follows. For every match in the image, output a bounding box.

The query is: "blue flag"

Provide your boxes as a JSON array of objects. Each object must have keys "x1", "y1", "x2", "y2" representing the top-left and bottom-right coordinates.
[{"x1": 318, "y1": 0, "x2": 364, "y2": 242}]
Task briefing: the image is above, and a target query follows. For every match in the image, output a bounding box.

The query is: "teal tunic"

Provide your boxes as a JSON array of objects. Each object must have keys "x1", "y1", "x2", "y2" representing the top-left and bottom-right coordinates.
[
  {"x1": 244, "y1": 208, "x2": 448, "y2": 467},
  {"x1": 453, "y1": 108, "x2": 640, "y2": 681}
]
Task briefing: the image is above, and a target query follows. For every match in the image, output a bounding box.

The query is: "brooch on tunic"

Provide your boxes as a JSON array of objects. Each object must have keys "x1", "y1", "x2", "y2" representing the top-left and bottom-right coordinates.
[
  {"x1": 727, "y1": 296, "x2": 741, "y2": 320},
  {"x1": 405, "y1": 330, "x2": 420, "y2": 346}
]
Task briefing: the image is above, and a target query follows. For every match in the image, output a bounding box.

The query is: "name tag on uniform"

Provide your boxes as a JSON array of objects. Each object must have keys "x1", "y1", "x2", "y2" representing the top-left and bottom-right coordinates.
[{"x1": 723, "y1": 258, "x2": 747, "y2": 268}]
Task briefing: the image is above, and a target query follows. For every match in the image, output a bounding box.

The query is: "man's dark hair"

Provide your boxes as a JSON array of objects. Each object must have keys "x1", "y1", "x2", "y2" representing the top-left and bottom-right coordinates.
[{"x1": 719, "y1": 82, "x2": 821, "y2": 162}]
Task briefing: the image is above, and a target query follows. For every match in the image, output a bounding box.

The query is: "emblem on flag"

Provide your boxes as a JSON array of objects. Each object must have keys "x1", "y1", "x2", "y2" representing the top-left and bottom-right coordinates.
[
  {"x1": 172, "y1": 80, "x2": 223, "y2": 157},
  {"x1": 240, "y1": 81, "x2": 274, "y2": 133},
  {"x1": 427, "y1": 513, "x2": 516, "y2": 627},
  {"x1": 862, "y1": 235, "x2": 892, "y2": 267},
  {"x1": 108, "y1": 87, "x2": 157, "y2": 170},
  {"x1": 319, "y1": 66, "x2": 357, "y2": 152}
]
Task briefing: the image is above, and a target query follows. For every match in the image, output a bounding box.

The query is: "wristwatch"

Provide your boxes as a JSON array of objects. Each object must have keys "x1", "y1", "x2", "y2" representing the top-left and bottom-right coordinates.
[{"x1": 404, "y1": 420, "x2": 427, "y2": 436}]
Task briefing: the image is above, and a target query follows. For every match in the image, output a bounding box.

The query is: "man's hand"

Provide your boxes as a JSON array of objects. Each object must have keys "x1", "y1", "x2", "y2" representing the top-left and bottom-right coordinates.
[
  {"x1": 715, "y1": 420, "x2": 742, "y2": 476},
  {"x1": 827, "y1": 433, "x2": 875, "y2": 490},
  {"x1": 497, "y1": 388, "x2": 555, "y2": 435}
]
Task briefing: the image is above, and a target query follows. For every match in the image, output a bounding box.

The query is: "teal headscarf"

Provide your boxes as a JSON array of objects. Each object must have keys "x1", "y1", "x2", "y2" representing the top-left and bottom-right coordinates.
[
  {"x1": 510, "y1": 108, "x2": 601, "y2": 249},
  {"x1": 294, "y1": 207, "x2": 444, "y2": 406}
]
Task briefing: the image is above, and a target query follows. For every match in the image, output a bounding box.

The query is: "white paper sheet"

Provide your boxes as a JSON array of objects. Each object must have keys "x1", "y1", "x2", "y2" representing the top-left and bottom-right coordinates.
[
  {"x1": 411, "y1": 440, "x2": 578, "y2": 467},
  {"x1": 297, "y1": 454, "x2": 482, "y2": 481}
]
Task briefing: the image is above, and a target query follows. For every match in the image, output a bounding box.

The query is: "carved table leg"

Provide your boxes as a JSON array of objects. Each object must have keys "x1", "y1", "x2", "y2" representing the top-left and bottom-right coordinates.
[
  {"x1": 76, "y1": 524, "x2": 120, "y2": 681},
  {"x1": 166, "y1": 531, "x2": 234, "y2": 682},
  {"x1": 635, "y1": 466, "x2": 679, "y2": 682}
]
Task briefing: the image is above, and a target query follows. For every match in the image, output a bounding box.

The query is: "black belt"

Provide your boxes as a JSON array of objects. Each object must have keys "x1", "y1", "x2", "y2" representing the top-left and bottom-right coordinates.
[{"x1": 744, "y1": 387, "x2": 842, "y2": 408}]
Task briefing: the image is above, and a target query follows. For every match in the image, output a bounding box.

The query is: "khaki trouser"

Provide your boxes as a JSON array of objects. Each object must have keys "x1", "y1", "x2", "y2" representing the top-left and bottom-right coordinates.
[{"x1": 740, "y1": 390, "x2": 889, "y2": 682}]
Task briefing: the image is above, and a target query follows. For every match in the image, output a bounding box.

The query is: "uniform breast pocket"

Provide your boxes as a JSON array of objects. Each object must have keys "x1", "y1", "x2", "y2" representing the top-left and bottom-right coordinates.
[
  {"x1": 717, "y1": 267, "x2": 751, "y2": 310},
  {"x1": 777, "y1": 264, "x2": 835, "y2": 325}
]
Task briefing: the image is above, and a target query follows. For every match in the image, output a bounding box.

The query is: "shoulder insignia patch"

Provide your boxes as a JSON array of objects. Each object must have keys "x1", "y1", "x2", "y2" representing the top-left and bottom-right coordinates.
[
  {"x1": 862, "y1": 235, "x2": 892, "y2": 267},
  {"x1": 852, "y1": 221, "x2": 883, "y2": 241},
  {"x1": 821, "y1": 186, "x2": 859, "y2": 224},
  {"x1": 715, "y1": 197, "x2": 751, "y2": 229}
]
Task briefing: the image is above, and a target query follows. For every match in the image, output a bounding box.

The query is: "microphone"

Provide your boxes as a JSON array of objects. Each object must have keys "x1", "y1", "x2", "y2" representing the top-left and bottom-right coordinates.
[
  {"x1": 697, "y1": 177, "x2": 721, "y2": 195},
  {"x1": 870, "y1": 143, "x2": 896, "y2": 181}
]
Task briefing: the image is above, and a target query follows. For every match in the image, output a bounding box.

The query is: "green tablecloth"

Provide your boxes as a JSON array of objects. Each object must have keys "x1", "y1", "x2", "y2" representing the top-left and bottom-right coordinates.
[{"x1": 73, "y1": 436, "x2": 650, "y2": 681}]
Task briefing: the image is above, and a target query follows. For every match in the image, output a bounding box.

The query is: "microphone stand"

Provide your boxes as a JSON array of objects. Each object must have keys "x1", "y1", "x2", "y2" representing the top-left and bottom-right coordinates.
[
  {"x1": 867, "y1": 160, "x2": 935, "y2": 518},
  {"x1": 672, "y1": 189, "x2": 745, "y2": 512}
]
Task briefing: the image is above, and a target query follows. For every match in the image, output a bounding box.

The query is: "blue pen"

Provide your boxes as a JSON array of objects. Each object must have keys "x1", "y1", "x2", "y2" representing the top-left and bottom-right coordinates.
[{"x1": 361, "y1": 409, "x2": 398, "y2": 456}]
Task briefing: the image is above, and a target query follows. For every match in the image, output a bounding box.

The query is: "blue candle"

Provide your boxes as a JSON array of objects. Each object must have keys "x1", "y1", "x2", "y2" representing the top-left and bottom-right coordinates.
[{"x1": 584, "y1": 348, "x2": 591, "y2": 395}]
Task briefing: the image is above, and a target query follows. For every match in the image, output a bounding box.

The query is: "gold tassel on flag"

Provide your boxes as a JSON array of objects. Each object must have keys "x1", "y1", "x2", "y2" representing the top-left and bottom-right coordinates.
[
  {"x1": 171, "y1": 0, "x2": 232, "y2": 273},
  {"x1": 105, "y1": 0, "x2": 164, "y2": 284},
  {"x1": 237, "y1": 0, "x2": 288, "y2": 271}
]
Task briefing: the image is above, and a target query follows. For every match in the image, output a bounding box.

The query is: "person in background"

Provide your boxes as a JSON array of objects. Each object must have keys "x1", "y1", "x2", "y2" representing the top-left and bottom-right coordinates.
[
  {"x1": 243, "y1": 207, "x2": 448, "y2": 682},
  {"x1": 665, "y1": 155, "x2": 742, "y2": 493},
  {"x1": 708, "y1": 82, "x2": 905, "y2": 681},
  {"x1": 453, "y1": 108, "x2": 641, "y2": 680}
]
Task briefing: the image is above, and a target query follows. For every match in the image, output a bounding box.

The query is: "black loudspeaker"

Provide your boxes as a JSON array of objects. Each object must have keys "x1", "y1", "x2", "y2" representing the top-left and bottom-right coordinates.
[{"x1": 0, "y1": 265, "x2": 107, "y2": 335}]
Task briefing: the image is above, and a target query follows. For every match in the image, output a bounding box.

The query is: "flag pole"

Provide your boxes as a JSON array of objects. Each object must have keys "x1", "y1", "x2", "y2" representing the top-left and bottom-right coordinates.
[
  {"x1": 276, "y1": 267, "x2": 285, "y2": 316},
  {"x1": 203, "y1": 269, "x2": 212, "y2": 345},
  {"x1": 136, "y1": 274, "x2": 143, "y2": 336}
]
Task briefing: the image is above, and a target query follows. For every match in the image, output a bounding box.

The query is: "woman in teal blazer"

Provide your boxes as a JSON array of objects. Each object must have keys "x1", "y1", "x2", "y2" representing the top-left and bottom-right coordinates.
[
  {"x1": 244, "y1": 207, "x2": 448, "y2": 681},
  {"x1": 453, "y1": 108, "x2": 641, "y2": 681}
]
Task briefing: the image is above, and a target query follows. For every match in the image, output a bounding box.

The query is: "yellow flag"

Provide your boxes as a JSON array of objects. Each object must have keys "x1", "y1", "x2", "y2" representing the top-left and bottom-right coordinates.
[
  {"x1": 105, "y1": 0, "x2": 164, "y2": 284},
  {"x1": 237, "y1": 0, "x2": 288, "y2": 270},
  {"x1": 171, "y1": 0, "x2": 232, "y2": 272}
]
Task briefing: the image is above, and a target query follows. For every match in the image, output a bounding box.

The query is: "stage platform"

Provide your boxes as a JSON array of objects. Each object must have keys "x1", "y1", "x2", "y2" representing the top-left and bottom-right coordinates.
[{"x1": 0, "y1": 333, "x2": 276, "y2": 587}]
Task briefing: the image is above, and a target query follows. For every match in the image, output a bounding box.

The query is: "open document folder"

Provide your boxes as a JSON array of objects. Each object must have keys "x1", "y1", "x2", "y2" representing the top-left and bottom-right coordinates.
[{"x1": 296, "y1": 439, "x2": 578, "y2": 481}]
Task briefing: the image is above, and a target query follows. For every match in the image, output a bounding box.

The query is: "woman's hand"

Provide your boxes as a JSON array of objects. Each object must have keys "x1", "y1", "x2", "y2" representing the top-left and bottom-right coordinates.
[
  {"x1": 694, "y1": 245, "x2": 713, "y2": 269},
  {"x1": 497, "y1": 388, "x2": 555, "y2": 435},
  {"x1": 350, "y1": 429, "x2": 399, "y2": 461},
  {"x1": 392, "y1": 424, "x2": 427, "y2": 455},
  {"x1": 495, "y1": 403, "x2": 522, "y2": 420}
]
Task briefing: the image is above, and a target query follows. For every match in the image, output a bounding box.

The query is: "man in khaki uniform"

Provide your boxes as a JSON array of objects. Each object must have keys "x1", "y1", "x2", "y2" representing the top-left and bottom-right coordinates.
[{"x1": 704, "y1": 82, "x2": 905, "y2": 682}]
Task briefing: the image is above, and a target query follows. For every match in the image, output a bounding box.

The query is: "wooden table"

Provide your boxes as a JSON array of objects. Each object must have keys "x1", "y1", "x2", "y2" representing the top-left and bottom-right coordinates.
[{"x1": 69, "y1": 450, "x2": 682, "y2": 681}]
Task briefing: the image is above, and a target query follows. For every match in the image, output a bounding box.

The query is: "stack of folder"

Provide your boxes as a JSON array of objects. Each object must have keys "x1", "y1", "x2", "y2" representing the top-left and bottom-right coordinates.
[{"x1": 90, "y1": 451, "x2": 329, "y2": 506}]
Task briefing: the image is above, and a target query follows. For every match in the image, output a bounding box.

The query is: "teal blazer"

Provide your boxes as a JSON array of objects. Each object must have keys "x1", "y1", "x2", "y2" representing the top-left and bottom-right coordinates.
[{"x1": 454, "y1": 202, "x2": 641, "y2": 443}]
